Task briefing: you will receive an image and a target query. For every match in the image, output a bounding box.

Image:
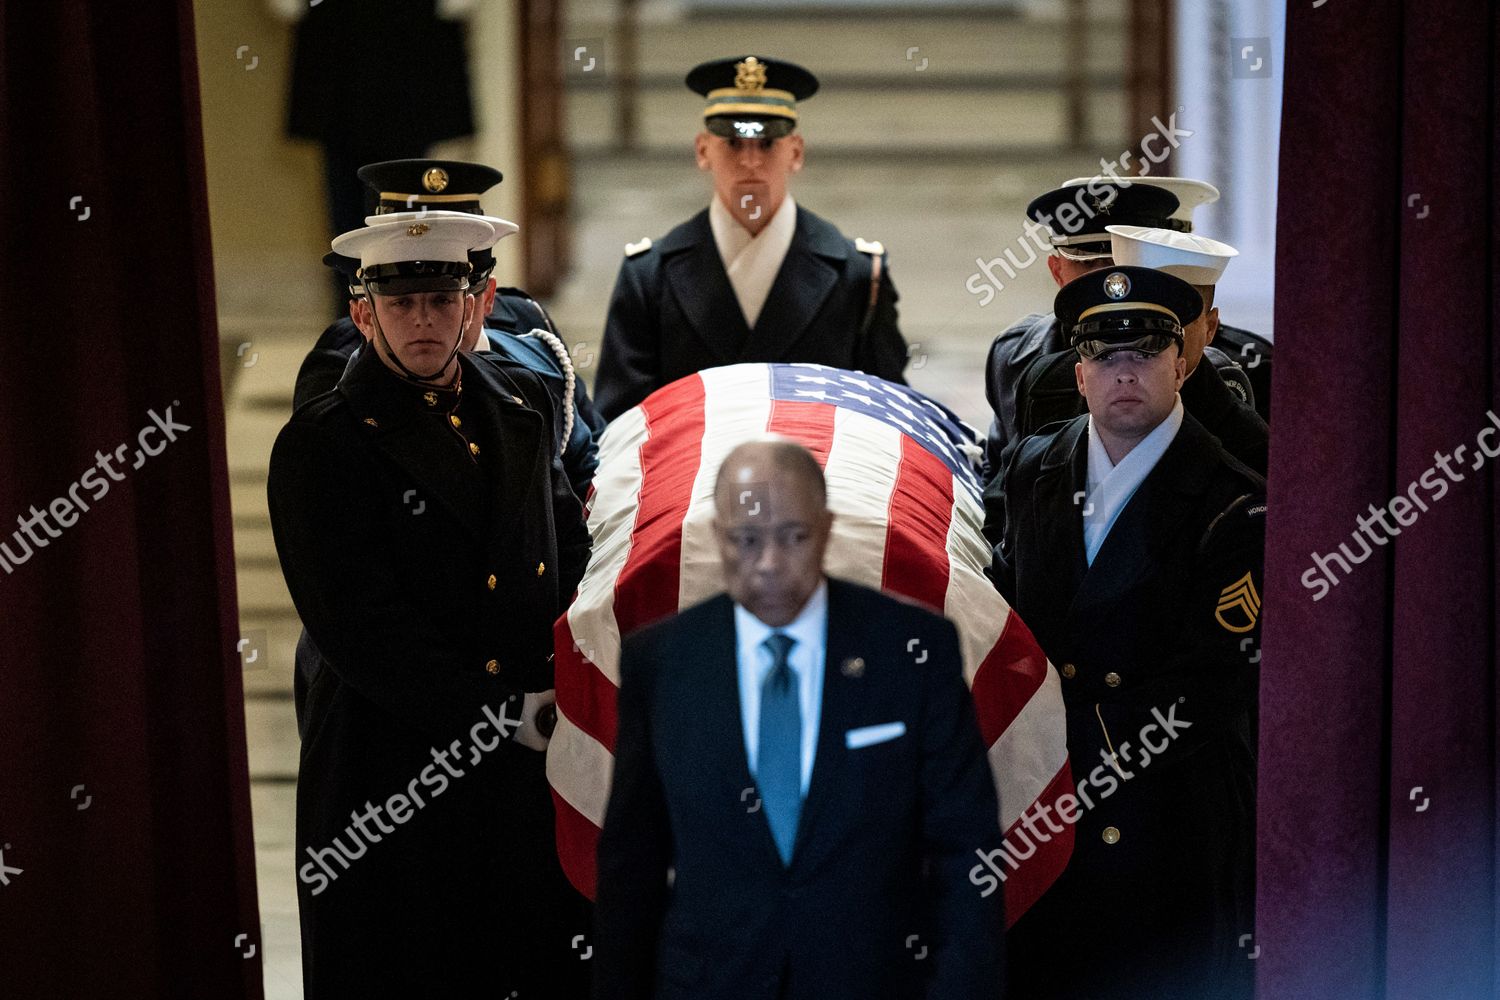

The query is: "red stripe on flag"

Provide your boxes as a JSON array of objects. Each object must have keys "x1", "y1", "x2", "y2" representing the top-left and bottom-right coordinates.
[
  {"x1": 554, "y1": 614, "x2": 618, "y2": 752},
  {"x1": 969, "y1": 610, "x2": 1050, "y2": 747},
  {"x1": 765, "y1": 399, "x2": 837, "y2": 467},
  {"x1": 552, "y1": 787, "x2": 601, "y2": 898},
  {"x1": 1000, "y1": 763, "x2": 1075, "y2": 928},
  {"x1": 611, "y1": 377, "x2": 707, "y2": 638},
  {"x1": 880, "y1": 435, "x2": 953, "y2": 612}
]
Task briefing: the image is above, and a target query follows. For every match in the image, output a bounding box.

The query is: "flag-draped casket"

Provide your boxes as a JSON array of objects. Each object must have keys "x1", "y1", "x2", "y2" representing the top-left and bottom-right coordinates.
[{"x1": 549, "y1": 363, "x2": 1072, "y2": 925}]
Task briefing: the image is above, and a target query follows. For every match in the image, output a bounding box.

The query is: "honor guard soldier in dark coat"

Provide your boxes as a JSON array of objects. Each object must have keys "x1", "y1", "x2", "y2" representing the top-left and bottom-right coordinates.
[
  {"x1": 982, "y1": 180, "x2": 1258, "y2": 482},
  {"x1": 268, "y1": 213, "x2": 593, "y2": 999},
  {"x1": 293, "y1": 159, "x2": 603, "y2": 498},
  {"x1": 593, "y1": 56, "x2": 908, "y2": 420},
  {"x1": 992, "y1": 266, "x2": 1262, "y2": 1000}
]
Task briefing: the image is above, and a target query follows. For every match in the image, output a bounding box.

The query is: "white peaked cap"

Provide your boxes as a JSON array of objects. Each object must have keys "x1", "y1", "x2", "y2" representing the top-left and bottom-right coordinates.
[
  {"x1": 1106, "y1": 224, "x2": 1238, "y2": 286},
  {"x1": 1065, "y1": 175, "x2": 1220, "y2": 228},
  {"x1": 331, "y1": 211, "x2": 497, "y2": 268}
]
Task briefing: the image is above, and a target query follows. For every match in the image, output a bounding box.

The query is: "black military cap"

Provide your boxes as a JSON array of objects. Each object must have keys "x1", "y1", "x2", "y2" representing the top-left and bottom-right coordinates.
[
  {"x1": 686, "y1": 55, "x2": 819, "y2": 140},
  {"x1": 1027, "y1": 182, "x2": 1180, "y2": 261},
  {"x1": 1055, "y1": 265, "x2": 1203, "y2": 360},
  {"x1": 358, "y1": 159, "x2": 502, "y2": 216}
]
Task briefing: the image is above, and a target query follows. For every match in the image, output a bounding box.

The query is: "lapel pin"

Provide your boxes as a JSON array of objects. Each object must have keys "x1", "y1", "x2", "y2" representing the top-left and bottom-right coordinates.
[{"x1": 841, "y1": 656, "x2": 865, "y2": 678}]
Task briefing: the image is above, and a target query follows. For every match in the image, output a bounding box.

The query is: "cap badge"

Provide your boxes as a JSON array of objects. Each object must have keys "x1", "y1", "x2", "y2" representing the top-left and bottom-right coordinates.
[
  {"x1": 1091, "y1": 194, "x2": 1113, "y2": 215},
  {"x1": 407, "y1": 222, "x2": 430, "y2": 237},
  {"x1": 735, "y1": 56, "x2": 767, "y2": 92},
  {"x1": 840, "y1": 657, "x2": 866, "y2": 678},
  {"x1": 1214, "y1": 571, "x2": 1262, "y2": 633},
  {"x1": 422, "y1": 167, "x2": 450, "y2": 193},
  {"x1": 1103, "y1": 271, "x2": 1131, "y2": 299}
]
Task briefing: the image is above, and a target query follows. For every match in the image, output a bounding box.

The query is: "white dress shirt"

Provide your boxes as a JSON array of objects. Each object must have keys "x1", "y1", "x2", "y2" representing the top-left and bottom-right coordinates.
[
  {"x1": 1082, "y1": 396, "x2": 1185, "y2": 565},
  {"x1": 734, "y1": 579, "x2": 827, "y2": 796},
  {"x1": 709, "y1": 192, "x2": 798, "y2": 329}
]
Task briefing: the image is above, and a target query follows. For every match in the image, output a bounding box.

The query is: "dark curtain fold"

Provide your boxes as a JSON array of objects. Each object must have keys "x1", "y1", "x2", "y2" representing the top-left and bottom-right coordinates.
[
  {"x1": 0, "y1": 1, "x2": 263, "y2": 997},
  {"x1": 1260, "y1": 1, "x2": 1497, "y2": 997}
]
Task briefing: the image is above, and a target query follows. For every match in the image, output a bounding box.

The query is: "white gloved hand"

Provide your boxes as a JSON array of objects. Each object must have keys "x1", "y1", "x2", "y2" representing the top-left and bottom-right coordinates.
[{"x1": 514, "y1": 689, "x2": 557, "y2": 752}]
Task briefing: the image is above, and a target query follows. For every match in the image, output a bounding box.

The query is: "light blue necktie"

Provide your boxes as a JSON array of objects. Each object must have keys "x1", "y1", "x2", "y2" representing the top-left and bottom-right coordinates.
[{"x1": 757, "y1": 632, "x2": 801, "y2": 866}]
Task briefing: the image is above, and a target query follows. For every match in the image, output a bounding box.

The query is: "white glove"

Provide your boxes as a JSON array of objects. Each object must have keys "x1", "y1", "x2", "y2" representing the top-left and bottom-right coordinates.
[{"x1": 514, "y1": 689, "x2": 557, "y2": 752}]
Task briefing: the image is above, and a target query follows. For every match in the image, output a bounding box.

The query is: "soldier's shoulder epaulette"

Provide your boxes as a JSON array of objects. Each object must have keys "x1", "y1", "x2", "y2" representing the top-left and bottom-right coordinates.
[
  {"x1": 853, "y1": 237, "x2": 884, "y2": 256},
  {"x1": 624, "y1": 237, "x2": 653, "y2": 258}
]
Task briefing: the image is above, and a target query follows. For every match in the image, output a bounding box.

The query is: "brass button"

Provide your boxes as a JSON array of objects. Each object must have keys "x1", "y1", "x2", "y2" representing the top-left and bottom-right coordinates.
[
  {"x1": 1060, "y1": 662, "x2": 1076, "y2": 679},
  {"x1": 1102, "y1": 826, "x2": 1120, "y2": 845},
  {"x1": 485, "y1": 659, "x2": 500, "y2": 675},
  {"x1": 536, "y1": 561, "x2": 545, "y2": 577},
  {"x1": 486, "y1": 574, "x2": 497, "y2": 591},
  {"x1": 1104, "y1": 671, "x2": 1121, "y2": 688},
  {"x1": 468, "y1": 442, "x2": 480, "y2": 457},
  {"x1": 423, "y1": 391, "x2": 438, "y2": 407},
  {"x1": 449, "y1": 414, "x2": 462, "y2": 429}
]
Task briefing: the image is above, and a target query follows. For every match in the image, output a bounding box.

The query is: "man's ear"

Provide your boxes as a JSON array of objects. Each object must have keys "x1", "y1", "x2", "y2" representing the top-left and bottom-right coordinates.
[
  {"x1": 1047, "y1": 254, "x2": 1066, "y2": 287},
  {"x1": 350, "y1": 298, "x2": 375, "y2": 341},
  {"x1": 1074, "y1": 360, "x2": 1087, "y2": 396},
  {"x1": 1204, "y1": 306, "x2": 1220, "y2": 346},
  {"x1": 787, "y1": 133, "x2": 805, "y2": 173},
  {"x1": 694, "y1": 132, "x2": 713, "y2": 171},
  {"x1": 1173, "y1": 353, "x2": 1188, "y2": 389}
]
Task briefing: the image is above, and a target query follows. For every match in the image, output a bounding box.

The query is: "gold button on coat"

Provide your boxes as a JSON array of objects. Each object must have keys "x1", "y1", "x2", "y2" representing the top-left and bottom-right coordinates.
[
  {"x1": 1060, "y1": 662, "x2": 1076, "y2": 679},
  {"x1": 1104, "y1": 671, "x2": 1121, "y2": 687},
  {"x1": 469, "y1": 442, "x2": 480, "y2": 457},
  {"x1": 449, "y1": 415, "x2": 462, "y2": 429},
  {"x1": 536, "y1": 562, "x2": 545, "y2": 577},
  {"x1": 485, "y1": 659, "x2": 500, "y2": 675},
  {"x1": 486, "y1": 574, "x2": 498, "y2": 591},
  {"x1": 1102, "y1": 826, "x2": 1120, "y2": 845}
]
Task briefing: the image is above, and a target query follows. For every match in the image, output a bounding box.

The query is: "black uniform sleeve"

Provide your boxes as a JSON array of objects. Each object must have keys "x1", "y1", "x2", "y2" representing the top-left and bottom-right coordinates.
[
  {"x1": 268, "y1": 420, "x2": 525, "y2": 744},
  {"x1": 592, "y1": 632, "x2": 672, "y2": 1000},
  {"x1": 595, "y1": 257, "x2": 660, "y2": 421},
  {"x1": 854, "y1": 254, "x2": 908, "y2": 385}
]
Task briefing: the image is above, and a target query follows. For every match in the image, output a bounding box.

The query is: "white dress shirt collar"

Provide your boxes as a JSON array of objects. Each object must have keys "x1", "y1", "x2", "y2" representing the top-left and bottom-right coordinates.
[
  {"x1": 709, "y1": 192, "x2": 798, "y2": 329},
  {"x1": 1082, "y1": 396, "x2": 1184, "y2": 565}
]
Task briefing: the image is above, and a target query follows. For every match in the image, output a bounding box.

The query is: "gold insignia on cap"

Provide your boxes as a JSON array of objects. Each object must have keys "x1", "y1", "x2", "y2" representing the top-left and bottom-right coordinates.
[
  {"x1": 735, "y1": 56, "x2": 768, "y2": 92},
  {"x1": 1214, "y1": 571, "x2": 1262, "y2": 633},
  {"x1": 841, "y1": 657, "x2": 865, "y2": 678},
  {"x1": 407, "y1": 222, "x2": 430, "y2": 237},
  {"x1": 1103, "y1": 271, "x2": 1131, "y2": 300},
  {"x1": 1091, "y1": 194, "x2": 1113, "y2": 215},
  {"x1": 422, "y1": 167, "x2": 450, "y2": 193}
]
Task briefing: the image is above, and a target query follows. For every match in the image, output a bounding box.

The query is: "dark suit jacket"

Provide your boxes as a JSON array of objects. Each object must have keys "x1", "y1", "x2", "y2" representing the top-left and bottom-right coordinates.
[
  {"x1": 593, "y1": 205, "x2": 908, "y2": 419},
  {"x1": 995, "y1": 413, "x2": 1263, "y2": 1000},
  {"x1": 268, "y1": 346, "x2": 591, "y2": 998},
  {"x1": 593, "y1": 579, "x2": 1003, "y2": 1000}
]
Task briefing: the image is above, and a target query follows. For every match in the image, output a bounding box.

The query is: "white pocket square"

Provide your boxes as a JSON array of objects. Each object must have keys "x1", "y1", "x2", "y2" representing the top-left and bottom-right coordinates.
[{"x1": 845, "y1": 721, "x2": 906, "y2": 749}]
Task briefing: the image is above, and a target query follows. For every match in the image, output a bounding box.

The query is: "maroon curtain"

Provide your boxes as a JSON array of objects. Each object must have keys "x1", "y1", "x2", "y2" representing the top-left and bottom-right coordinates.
[
  {"x1": 0, "y1": 2, "x2": 262, "y2": 997},
  {"x1": 1260, "y1": 1, "x2": 1497, "y2": 997}
]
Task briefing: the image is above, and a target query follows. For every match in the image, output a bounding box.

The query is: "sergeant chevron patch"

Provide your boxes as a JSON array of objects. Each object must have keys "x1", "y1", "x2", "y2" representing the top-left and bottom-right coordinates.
[{"x1": 1215, "y1": 571, "x2": 1262, "y2": 633}]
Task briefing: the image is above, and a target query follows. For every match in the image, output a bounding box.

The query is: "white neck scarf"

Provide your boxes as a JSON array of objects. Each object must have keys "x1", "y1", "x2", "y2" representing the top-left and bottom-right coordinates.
[
  {"x1": 709, "y1": 192, "x2": 797, "y2": 328},
  {"x1": 1082, "y1": 396, "x2": 1185, "y2": 565}
]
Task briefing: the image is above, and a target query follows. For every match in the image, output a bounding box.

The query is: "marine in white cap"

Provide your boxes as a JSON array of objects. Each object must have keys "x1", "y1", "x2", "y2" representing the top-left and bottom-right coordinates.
[{"x1": 267, "y1": 210, "x2": 592, "y2": 998}]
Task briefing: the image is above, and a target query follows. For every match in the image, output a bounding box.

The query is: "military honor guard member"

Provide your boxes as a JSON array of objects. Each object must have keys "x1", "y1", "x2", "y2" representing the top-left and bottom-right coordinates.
[
  {"x1": 293, "y1": 159, "x2": 603, "y2": 498},
  {"x1": 1062, "y1": 175, "x2": 1275, "y2": 419},
  {"x1": 593, "y1": 56, "x2": 908, "y2": 420},
  {"x1": 594, "y1": 440, "x2": 1003, "y2": 1000},
  {"x1": 993, "y1": 266, "x2": 1263, "y2": 999},
  {"x1": 268, "y1": 212, "x2": 593, "y2": 998},
  {"x1": 994, "y1": 223, "x2": 1269, "y2": 483},
  {"x1": 981, "y1": 178, "x2": 1258, "y2": 480}
]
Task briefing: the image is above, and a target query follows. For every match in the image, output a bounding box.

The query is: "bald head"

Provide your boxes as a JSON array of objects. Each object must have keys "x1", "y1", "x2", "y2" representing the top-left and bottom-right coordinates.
[{"x1": 712, "y1": 440, "x2": 833, "y2": 627}]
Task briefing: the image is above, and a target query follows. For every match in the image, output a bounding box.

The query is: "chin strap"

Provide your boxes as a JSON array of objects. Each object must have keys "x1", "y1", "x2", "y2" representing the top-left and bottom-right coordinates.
[{"x1": 363, "y1": 280, "x2": 471, "y2": 384}]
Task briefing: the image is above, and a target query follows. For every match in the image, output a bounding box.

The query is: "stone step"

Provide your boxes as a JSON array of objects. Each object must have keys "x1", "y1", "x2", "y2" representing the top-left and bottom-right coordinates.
[{"x1": 566, "y1": 81, "x2": 1128, "y2": 155}]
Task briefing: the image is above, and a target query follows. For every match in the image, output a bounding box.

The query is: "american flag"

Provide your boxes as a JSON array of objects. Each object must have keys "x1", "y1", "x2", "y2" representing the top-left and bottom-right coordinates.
[{"x1": 548, "y1": 363, "x2": 1072, "y2": 926}]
